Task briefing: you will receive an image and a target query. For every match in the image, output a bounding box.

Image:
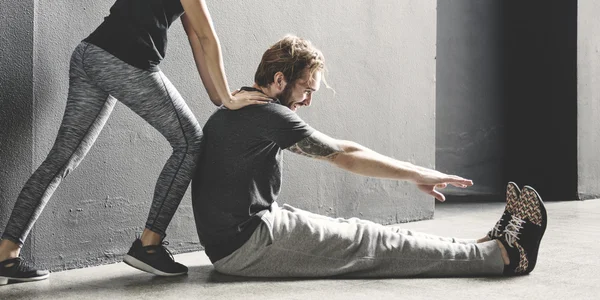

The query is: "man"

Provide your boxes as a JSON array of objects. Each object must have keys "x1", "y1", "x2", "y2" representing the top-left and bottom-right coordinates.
[{"x1": 191, "y1": 35, "x2": 547, "y2": 278}]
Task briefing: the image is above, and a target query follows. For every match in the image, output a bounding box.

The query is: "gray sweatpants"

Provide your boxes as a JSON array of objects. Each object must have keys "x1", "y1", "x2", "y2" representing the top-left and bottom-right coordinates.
[
  {"x1": 214, "y1": 203, "x2": 505, "y2": 278},
  {"x1": 1, "y1": 42, "x2": 203, "y2": 245}
]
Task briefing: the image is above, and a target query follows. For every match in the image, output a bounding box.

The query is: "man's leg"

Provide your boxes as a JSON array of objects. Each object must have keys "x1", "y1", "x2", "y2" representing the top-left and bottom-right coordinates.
[
  {"x1": 214, "y1": 203, "x2": 505, "y2": 278},
  {"x1": 282, "y1": 204, "x2": 477, "y2": 244}
]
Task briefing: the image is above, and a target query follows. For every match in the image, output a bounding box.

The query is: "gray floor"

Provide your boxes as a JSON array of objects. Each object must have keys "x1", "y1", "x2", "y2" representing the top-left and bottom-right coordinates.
[{"x1": 1, "y1": 200, "x2": 599, "y2": 300}]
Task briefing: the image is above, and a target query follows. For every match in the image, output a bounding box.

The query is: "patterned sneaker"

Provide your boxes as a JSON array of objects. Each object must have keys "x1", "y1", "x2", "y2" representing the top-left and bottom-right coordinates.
[
  {"x1": 487, "y1": 182, "x2": 521, "y2": 239},
  {"x1": 0, "y1": 257, "x2": 49, "y2": 285},
  {"x1": 123, "y1": 239, "x2": 188, "y2": 276},
  {"x1": 500, "y1": 185, "x2": 547, "y2": 275}
]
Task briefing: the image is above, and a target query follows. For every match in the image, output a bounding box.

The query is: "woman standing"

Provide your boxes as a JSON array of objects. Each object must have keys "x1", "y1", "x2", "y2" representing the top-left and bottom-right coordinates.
[{"x1": 0, "y1": 0, "x2": 269, "y2": 284}]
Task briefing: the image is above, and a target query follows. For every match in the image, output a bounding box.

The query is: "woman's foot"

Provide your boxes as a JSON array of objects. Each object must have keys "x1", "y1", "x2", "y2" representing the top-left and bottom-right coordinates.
[
  {"x1": 0, "y1": 257, "x2": 49, "y2": 285},
  {"x1": 123, "y1": 236, "x2": 188, "y2": 277}
]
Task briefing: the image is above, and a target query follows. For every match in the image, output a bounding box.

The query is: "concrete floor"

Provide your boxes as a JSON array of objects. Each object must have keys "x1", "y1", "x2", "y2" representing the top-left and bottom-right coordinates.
[{"x1": 1, "y1": 200, "x2": 599, "y2": 300}]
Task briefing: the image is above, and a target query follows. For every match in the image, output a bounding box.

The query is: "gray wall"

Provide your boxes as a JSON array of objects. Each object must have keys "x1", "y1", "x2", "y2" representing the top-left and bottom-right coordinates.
[
  {"x1": 436, "y1": 0, "x2": 505, "y2": 200},
  {"x1": 578, "y1": 0, "x2": 600, "y2": 199},
  {"x1": 0, "y1": 0, "x2": 436, "y2": 271},
  {"x1": 0, "y1": 0, "x2": 36, "y2": 264}
]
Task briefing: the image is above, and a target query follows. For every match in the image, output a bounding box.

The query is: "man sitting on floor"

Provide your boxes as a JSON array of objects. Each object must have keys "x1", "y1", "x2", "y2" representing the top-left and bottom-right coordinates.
[{"x1": 191, "y1": 35, "x2": 547, "y2": 278}]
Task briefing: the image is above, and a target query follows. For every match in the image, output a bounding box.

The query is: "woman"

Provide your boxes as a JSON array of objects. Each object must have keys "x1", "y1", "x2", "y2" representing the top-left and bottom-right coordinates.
[{"x1": 0, "y1": 0, "x2": 269, "y2": 284}]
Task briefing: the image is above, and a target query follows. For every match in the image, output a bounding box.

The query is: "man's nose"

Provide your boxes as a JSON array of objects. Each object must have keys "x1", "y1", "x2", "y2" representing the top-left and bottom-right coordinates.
[{"x1": 303, "y1": 95, "x2": 313, "y2": 106}]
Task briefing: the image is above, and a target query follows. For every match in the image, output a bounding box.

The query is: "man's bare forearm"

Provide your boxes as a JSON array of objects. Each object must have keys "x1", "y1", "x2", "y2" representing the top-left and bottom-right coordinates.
[
  {"x1": 288, "y1": 131, "x2": 473, "y2": 200},
  {"x1": 332, "y1": 141, "x2": 420, "y2": 181},
  {"x1": 288, "y1": 132, "x2": 421, "y2": 182}
]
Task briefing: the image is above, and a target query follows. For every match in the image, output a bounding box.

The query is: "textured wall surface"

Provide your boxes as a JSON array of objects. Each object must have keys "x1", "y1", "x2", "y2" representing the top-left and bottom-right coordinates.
[
  {"x1": 0, "y1": 0, "x2": 36, "y2": 263},
  {"x1": 436, "y1": 0, "x2": 505, "y2": 200},
  {"x1": 577, "y1": 0, "x2": 600, "y2": 199},
  {"x1": 0, "y1": 0, "x2": 436, "y2": 271}
]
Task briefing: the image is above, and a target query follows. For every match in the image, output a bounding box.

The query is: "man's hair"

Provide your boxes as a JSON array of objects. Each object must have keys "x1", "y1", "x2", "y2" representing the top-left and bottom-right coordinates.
[{"x1": 254, "y1": 35, "x2": 327, "y2": 87}]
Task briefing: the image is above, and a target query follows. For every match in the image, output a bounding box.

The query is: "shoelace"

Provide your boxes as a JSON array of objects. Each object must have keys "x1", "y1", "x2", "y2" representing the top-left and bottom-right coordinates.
[
  {"x1": 17, "y1": 259, "x2": 33, "y2": 272},
  {"x1": 158, "y1": 241, "x2": 175, "y2": 262},
  {"x1": 490, "y1": 217, "x2": 504, "y2": 237},
  {"x1": 503, "y1": 215, "x2": 525, "y2": 247}
]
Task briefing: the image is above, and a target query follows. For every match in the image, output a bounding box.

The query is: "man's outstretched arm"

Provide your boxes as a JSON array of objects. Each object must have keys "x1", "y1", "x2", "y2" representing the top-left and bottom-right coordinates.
[{"x1": 287, "y1": 131, "x2": 473, "y2": 201}]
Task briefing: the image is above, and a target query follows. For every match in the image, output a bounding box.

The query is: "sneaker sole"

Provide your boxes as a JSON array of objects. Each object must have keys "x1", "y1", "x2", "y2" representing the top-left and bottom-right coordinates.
[
  {"x1": 123, "y1": 255, "x2": 187, "y2": 277},
  {"x1": 0, "y1": 273, "x2": 49, "y2": 285}
]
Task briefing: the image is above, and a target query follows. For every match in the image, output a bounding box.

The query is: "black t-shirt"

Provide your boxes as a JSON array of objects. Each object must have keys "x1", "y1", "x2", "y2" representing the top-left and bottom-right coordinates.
[
  {"x1": 192, "y1": 88, "x2": 315, "y2": 263},
  {"x1": 84, "y1": 0, "x2": 185, "y2": 71}
]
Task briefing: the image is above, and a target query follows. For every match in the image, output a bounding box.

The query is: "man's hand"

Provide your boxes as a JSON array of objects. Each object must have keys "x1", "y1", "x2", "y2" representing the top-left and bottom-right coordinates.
[
  {"x1": 413, "y1": 169, "x2": 473, "y2": 202},
  {"x1": 222, "y1": 90, "x2": 272, "y2": 110}
]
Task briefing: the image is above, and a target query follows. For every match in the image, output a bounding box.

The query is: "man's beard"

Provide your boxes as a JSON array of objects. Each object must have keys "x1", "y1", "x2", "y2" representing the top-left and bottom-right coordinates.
[{"x1": 275, "y1": 82, "x2": 295, "y2": 110}]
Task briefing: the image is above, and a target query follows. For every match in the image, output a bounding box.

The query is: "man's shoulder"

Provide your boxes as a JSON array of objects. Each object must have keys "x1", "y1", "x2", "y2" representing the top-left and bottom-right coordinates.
[
  {"x1": 205, "y1": 103, "x2": 294, "y2": 128},
  {"x1": 218, "y1": 102, "x2": 294, "y2": 118},
  {"x1": 257, "y1": 103, "x2": 307, "y2": 125},
  {"x1": 252, "y1": 102, "x2": 293, "y2": 114}
]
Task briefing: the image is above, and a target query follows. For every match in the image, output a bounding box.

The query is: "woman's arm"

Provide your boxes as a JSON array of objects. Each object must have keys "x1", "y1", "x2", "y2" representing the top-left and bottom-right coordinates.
[
  {"x1": 180, "y1": 0, "x2": 270, "y2": 108},
  {"x1": 181, "y1": 12, "x2": 221, "y2": 105}
]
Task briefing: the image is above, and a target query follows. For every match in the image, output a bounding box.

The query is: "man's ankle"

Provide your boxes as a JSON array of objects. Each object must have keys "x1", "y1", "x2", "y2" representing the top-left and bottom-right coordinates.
[
  {"x1": 477, "y1": 236, "x2": 491, "y2": 243},
  {"x1": 496, "y1": 240, "x2": 510, "y2": 265}
]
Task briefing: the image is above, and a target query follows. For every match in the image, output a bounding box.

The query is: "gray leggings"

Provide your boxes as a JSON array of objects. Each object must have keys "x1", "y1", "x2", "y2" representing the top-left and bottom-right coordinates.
[{"x1": 1, "y1": 42, "x2": 203, "y2": 245}]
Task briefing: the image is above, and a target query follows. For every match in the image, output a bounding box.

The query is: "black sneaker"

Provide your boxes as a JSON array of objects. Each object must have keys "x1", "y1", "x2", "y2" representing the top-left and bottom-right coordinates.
[
  {"x1": 487, "y1": 182, "x2": 521, "y2": 239},
  {"x1": 0, "y1": 257, "x2": 49, "y2": 285},
  {"x1": 123, "y1": 239, "x2": 188, "y2": 276},
  {"x1": 500, "y1": 185, "x2": 547, "y2": 276}
]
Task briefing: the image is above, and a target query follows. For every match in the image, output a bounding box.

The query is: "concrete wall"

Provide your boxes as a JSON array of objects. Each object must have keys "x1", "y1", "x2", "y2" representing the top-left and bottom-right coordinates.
[
  {"x1": 436, "y1": 0, "x2": 505, "y2": 201},
  {"x1": 0, "y1": 0, "x2": 436, "y2": 271},
  {"x1": 0, "y1": 0, "x2": 36, "y2": 264},
  {"x1": 577, "y1": 0, "x2": 600, "y2": 200}
]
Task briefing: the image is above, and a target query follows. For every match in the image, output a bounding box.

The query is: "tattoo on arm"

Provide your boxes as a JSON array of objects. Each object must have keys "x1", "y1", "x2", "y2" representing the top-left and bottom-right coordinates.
[{"x1": 287, "y1": 132, "x2": 343, "y2": 160}]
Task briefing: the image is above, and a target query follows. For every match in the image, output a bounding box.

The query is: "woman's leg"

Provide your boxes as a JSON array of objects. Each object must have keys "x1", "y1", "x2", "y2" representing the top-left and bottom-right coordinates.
[
  {"x1": 0, "y1": 42, "x2": 115, "y2": 260},
  {"x1": 81, "y1": 44, "x2": 203, "y2": 240}
]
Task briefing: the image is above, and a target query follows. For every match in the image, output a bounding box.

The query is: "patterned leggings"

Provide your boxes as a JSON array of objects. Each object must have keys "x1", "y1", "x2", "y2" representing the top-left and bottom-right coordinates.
[{"x1": 1, "y1": 42, "x2": 203, "y2": 245}]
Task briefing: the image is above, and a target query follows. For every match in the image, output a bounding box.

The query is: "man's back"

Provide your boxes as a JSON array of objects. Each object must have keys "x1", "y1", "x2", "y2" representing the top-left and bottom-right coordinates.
[{"x1": 192, "y1": 97, "x2": 313, "y2": 262}]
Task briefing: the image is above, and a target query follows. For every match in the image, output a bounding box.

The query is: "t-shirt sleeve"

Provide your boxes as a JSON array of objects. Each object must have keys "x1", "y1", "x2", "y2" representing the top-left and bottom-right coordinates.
[{"x1": 258, "y1": 104, "x2": 315, "y2": 149}]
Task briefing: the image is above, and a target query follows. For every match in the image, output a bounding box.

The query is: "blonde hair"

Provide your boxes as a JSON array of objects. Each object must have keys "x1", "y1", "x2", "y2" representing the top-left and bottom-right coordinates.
[{"x1": 255, "y1": 35, "x2": 329, "y2": 88}]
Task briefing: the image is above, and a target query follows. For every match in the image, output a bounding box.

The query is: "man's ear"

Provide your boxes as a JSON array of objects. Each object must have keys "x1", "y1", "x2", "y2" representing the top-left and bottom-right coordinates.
[{"x1": 273, "y1": 72, "x2": 287, "y2": 92}]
